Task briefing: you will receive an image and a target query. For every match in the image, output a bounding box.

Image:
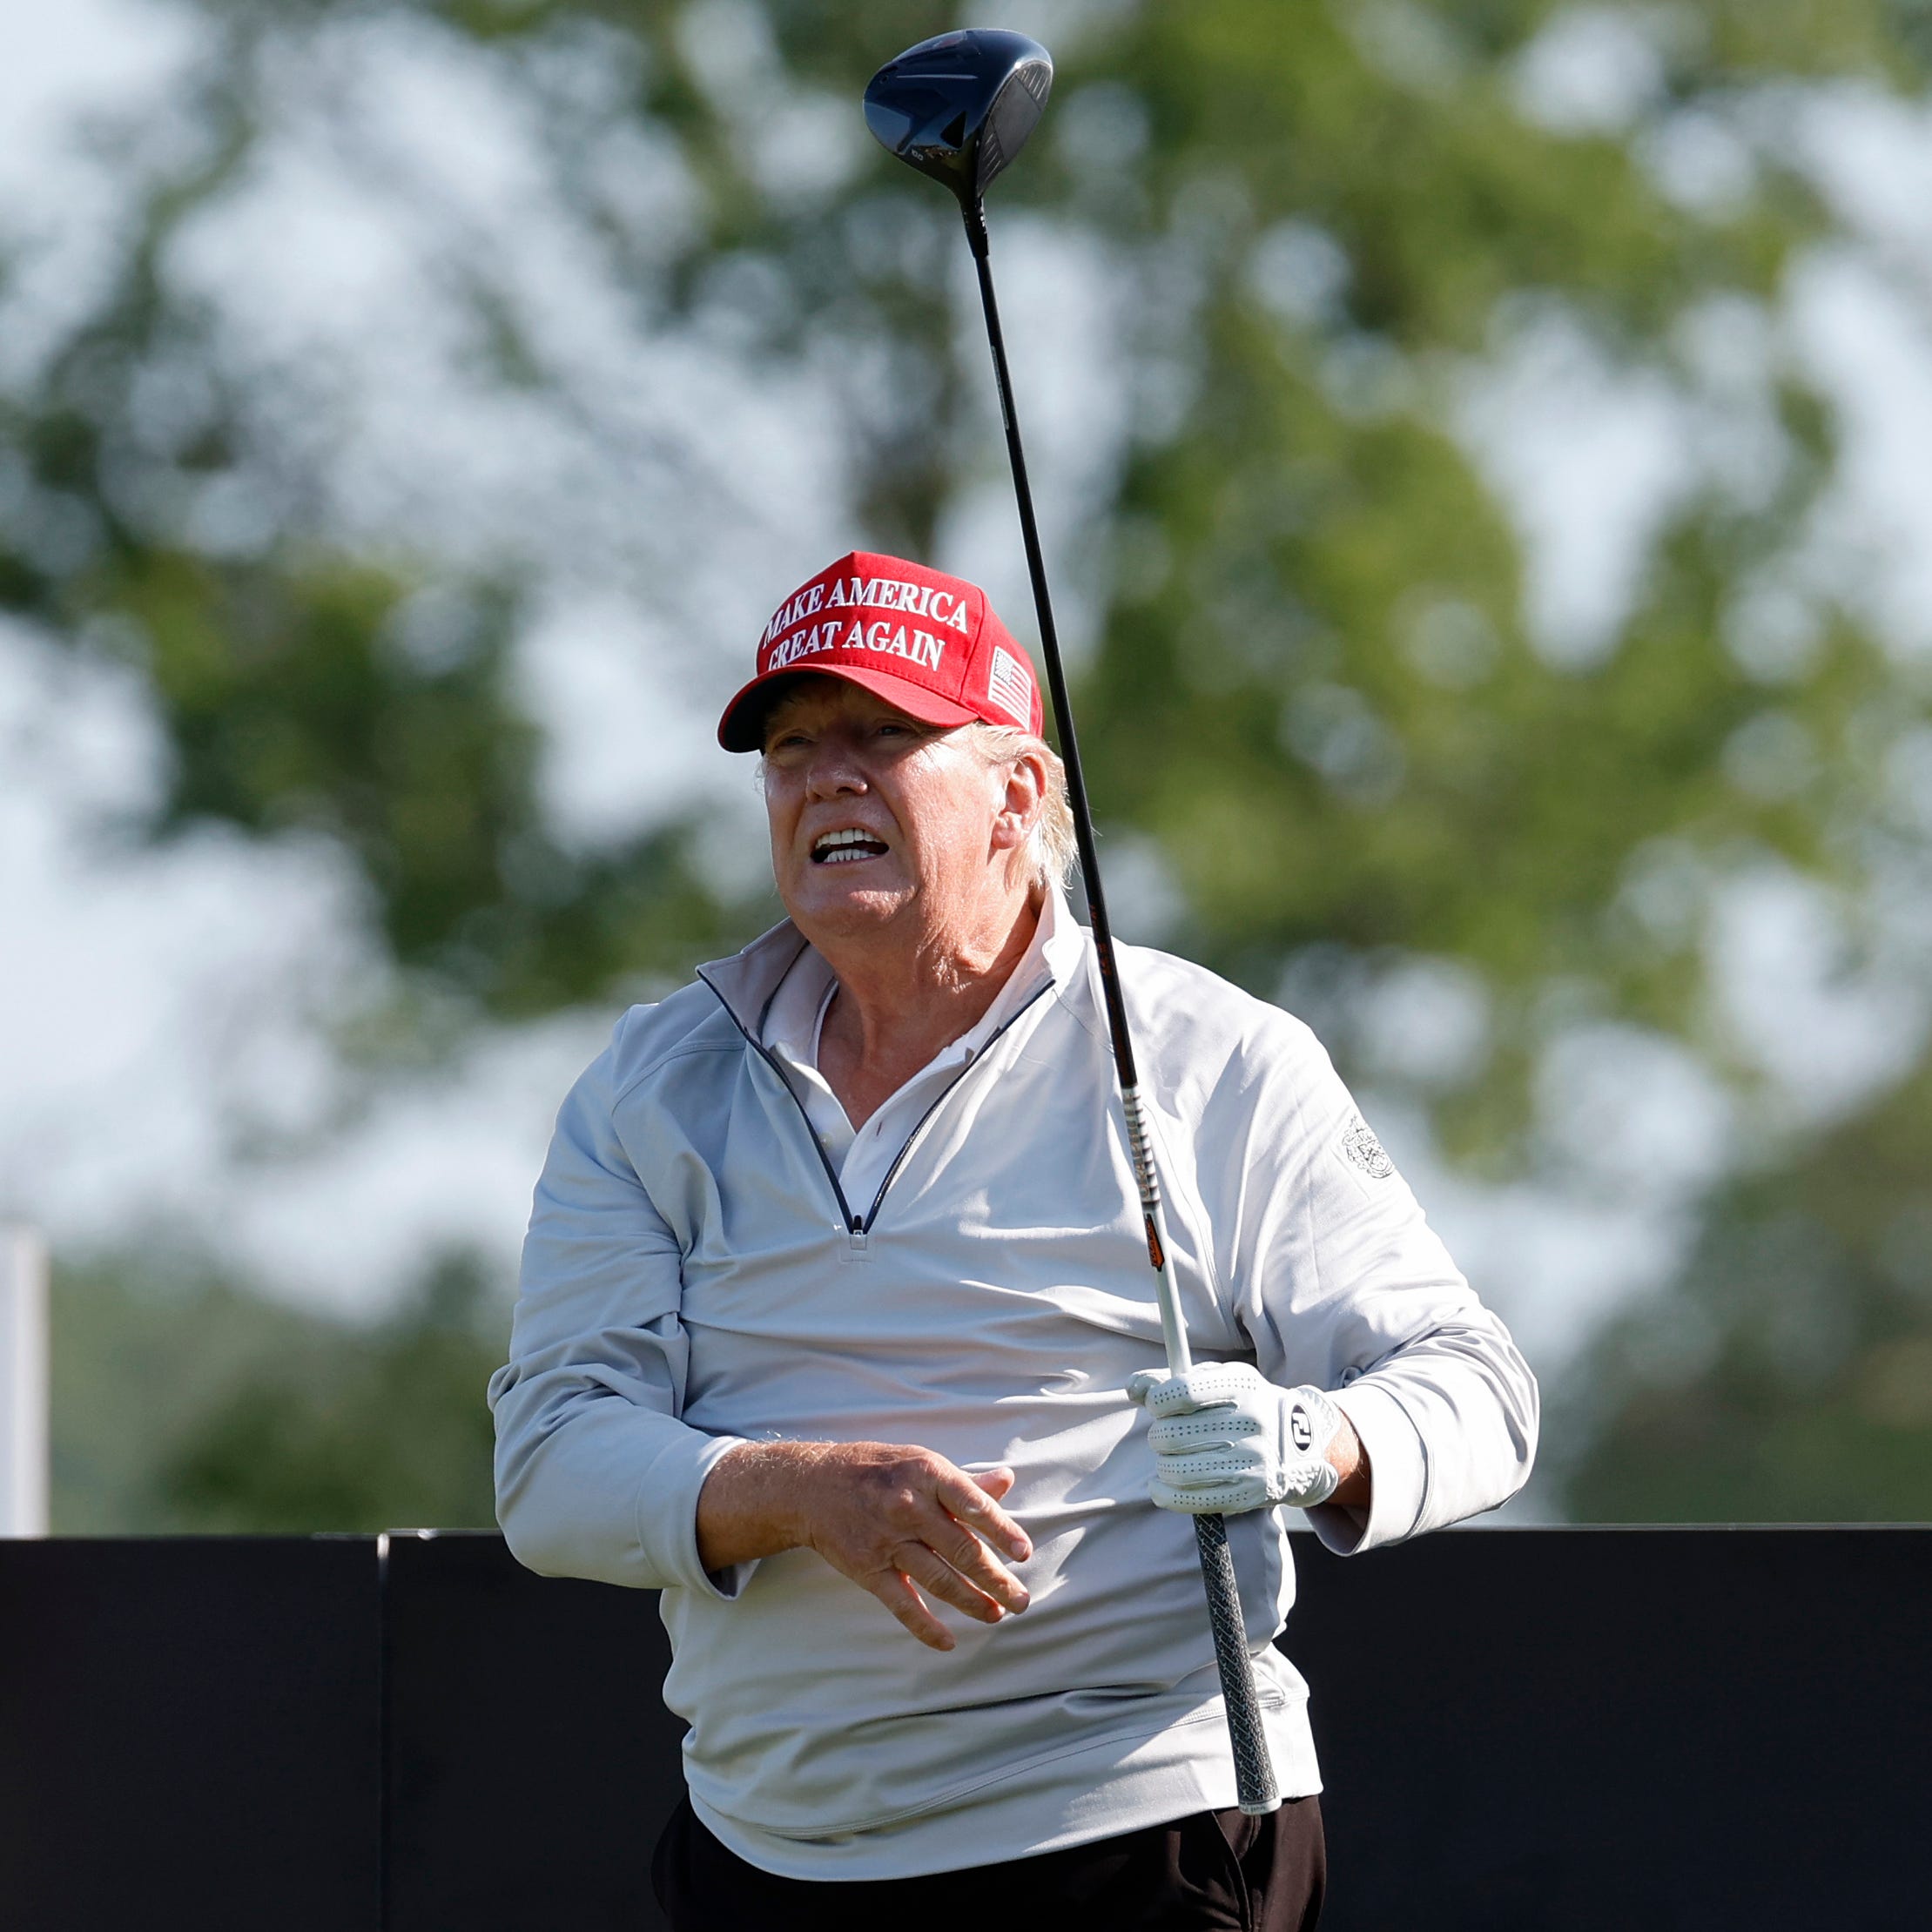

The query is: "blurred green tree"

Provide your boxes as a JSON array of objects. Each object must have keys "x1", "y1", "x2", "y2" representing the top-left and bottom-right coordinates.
[
  {"x1": 50, "y1": 1254, "x2": 502, "y2": 1532},
  {"x1": 1565, "y1": 1061, "x2": 1932, "y2": 1521},
  {"x1": 158, "y1": 1256, "x2": 502, "y2": 1531}
]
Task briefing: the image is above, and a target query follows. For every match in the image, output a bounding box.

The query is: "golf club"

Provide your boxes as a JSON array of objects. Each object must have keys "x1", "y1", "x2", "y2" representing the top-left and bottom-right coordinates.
[{"x1": 865, "y1": 28, "x2": 1282, "y2": 1818}]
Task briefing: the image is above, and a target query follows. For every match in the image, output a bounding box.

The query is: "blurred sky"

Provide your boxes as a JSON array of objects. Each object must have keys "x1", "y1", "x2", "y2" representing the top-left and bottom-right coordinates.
[{"x1": 8, "y1": 0, "x2": 1932, "y2": 1365}]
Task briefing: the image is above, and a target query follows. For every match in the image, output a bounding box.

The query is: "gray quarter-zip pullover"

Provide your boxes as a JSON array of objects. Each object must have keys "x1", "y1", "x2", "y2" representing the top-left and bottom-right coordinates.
[{"x1": 489, "y1": 894, "x2": 1537, "y2": 1878}]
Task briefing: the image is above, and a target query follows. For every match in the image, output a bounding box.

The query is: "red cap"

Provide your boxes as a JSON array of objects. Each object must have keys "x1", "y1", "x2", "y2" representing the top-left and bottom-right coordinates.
[{"x1": 717, "y1": 550, "x2": 1045, "y2": 751}]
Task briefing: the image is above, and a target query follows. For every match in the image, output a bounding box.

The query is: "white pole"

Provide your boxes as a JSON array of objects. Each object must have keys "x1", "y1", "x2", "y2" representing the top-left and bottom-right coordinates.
[{"x1": 0, "y1": 1225, "x2": 50, "y2": 1537}]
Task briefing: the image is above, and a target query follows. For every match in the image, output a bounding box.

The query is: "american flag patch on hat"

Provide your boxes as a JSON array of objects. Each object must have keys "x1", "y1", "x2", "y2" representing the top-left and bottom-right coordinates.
[{"x1": 986, "y1": 644, "x2": 1035, "y2": 727}]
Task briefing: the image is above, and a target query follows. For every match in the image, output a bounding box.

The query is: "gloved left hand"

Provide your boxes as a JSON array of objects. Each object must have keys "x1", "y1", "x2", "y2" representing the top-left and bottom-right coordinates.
[{"x1": 1127, "y1": 1363, "x2": 1345, "y2": 1514}]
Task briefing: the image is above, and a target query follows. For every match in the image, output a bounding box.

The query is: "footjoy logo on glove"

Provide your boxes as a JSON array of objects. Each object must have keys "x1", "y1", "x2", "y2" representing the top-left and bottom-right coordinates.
[{"x1": 1289, "y1": 1405, "x2": 1314, "y2": 1452}]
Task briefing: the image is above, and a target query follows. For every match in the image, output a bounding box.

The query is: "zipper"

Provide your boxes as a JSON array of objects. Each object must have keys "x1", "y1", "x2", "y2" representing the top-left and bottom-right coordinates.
[
  {"x1": 700, "y1": 968, "x2": 1054, "y2": 1236},
  {"x1": 854, "y1": 979, "x2": 1053, "y2": 1233},
  {"x1": 762, "y1": 1037, "x2": 865, "y2": 1231}
]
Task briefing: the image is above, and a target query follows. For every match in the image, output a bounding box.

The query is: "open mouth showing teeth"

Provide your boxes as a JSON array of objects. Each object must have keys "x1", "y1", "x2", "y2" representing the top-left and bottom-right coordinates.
[{"x1": 811, "y1": 828, "x2": 890, "y2": 865}]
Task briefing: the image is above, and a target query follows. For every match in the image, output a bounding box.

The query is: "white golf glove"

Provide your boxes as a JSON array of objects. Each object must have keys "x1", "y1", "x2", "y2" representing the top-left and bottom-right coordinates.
[{"x1": 1127, "y1": 1363, "x2": 1345, "y2": 1515}]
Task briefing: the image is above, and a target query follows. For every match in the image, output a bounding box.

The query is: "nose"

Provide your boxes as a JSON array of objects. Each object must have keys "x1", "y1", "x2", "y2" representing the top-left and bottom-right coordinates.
[{"x1": 803, "y1": 732, "x2": 868, "y2": 800}]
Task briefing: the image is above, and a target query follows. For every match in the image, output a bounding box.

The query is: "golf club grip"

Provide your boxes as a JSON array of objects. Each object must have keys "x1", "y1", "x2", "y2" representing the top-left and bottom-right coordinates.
[
  {"x1": 1195, "y1": 1511, "x2": 1282, "y2": 1814},
  {"x1": 1123, "y1": 1092, "x2": 1275, "y2": 1813}
]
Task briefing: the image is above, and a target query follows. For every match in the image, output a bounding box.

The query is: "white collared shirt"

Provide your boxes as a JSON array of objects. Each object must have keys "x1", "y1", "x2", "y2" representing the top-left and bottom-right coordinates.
[{"x1": 760, "y1": 888, "x2": 1067, "y2": 1220}]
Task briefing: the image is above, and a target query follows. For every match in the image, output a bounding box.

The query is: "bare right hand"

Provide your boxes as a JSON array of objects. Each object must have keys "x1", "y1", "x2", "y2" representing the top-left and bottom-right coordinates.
[{"x1": 696, "y1": 1439, "x2": 1033, "y2": 1652}]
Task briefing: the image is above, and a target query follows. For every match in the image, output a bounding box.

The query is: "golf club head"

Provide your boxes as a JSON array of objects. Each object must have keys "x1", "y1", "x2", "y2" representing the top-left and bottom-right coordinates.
[{"x1": 864, "y1": 29, "x2": 1053, "y2": 206}]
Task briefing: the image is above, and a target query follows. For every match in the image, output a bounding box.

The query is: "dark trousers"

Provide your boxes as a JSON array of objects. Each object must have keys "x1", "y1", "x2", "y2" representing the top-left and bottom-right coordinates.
[{"x1": 651, "y1": 1791, "x2": 1325, "y2": 1931}]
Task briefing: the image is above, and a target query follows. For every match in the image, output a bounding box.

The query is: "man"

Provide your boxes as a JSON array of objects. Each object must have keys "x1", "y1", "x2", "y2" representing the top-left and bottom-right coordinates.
[{"x1": 490, "y1": 551, "x2": 1538, "y2": 1930}]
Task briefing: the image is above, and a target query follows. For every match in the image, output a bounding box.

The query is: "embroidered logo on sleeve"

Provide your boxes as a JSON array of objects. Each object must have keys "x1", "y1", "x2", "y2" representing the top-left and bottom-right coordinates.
[{"x1": 1341, "y1": 1116, "x2": 1395, "y2": 1180}]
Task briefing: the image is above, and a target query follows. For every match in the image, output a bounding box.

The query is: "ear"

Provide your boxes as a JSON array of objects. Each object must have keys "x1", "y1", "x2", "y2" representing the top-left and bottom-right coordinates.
[{"x1": 989, "y1": 744, "x2": 1047, "y2": 856}]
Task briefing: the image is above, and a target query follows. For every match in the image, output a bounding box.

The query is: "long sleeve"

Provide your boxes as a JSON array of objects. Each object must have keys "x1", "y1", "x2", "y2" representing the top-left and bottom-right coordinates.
[
  {"x1": 1208, "y1": 1012, "x2": 1538, "y2": 1556},
  {"x1": 488, "y1": 1035, "x2": 749, "y2": 1595}
]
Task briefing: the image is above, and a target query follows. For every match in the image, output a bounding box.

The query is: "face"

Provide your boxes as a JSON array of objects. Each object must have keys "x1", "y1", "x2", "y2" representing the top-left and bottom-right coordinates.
[{"x1": 760, "y1": 676, "x2": 1040, "y2": 948}]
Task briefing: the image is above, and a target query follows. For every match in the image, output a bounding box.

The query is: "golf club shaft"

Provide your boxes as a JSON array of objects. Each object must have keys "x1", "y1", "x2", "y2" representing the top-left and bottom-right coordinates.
[{"x1": 963, "y1": 200, "x2": 1281, "y2": 1817}]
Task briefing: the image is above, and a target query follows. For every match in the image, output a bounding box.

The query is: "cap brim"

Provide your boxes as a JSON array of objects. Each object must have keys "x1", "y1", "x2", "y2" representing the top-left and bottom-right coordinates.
[{"x1": 717, "y1": 663, "x2": 982, "y2": 751}]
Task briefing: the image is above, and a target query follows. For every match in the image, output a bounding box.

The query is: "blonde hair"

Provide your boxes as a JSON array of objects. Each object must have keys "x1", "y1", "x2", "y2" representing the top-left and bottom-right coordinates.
[{"x1": 959, "y1": 723, "x2": 1078, "y2": 891}]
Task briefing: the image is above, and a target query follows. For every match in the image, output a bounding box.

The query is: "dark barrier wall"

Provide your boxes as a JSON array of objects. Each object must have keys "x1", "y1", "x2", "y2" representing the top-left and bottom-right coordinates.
[
  {"x1": 381, "y1": 1531, "x2": 685, "y2": 1930},
  {"x1": 0, "y1": 1537, "x2": 380, "y2": 1931},
  {"x1": 1292, "y1": 1528, "x2": 1930, "y2": 1932},
  {"x1": 2, "y1": 1530, "x2": 1928, "y2": 1929}
]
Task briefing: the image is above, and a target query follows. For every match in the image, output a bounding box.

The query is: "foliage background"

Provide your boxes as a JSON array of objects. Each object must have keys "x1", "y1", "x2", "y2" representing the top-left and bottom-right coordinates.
[{"x1": 5, "y1": 0, "x2": 1932, "y2": 1531}]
